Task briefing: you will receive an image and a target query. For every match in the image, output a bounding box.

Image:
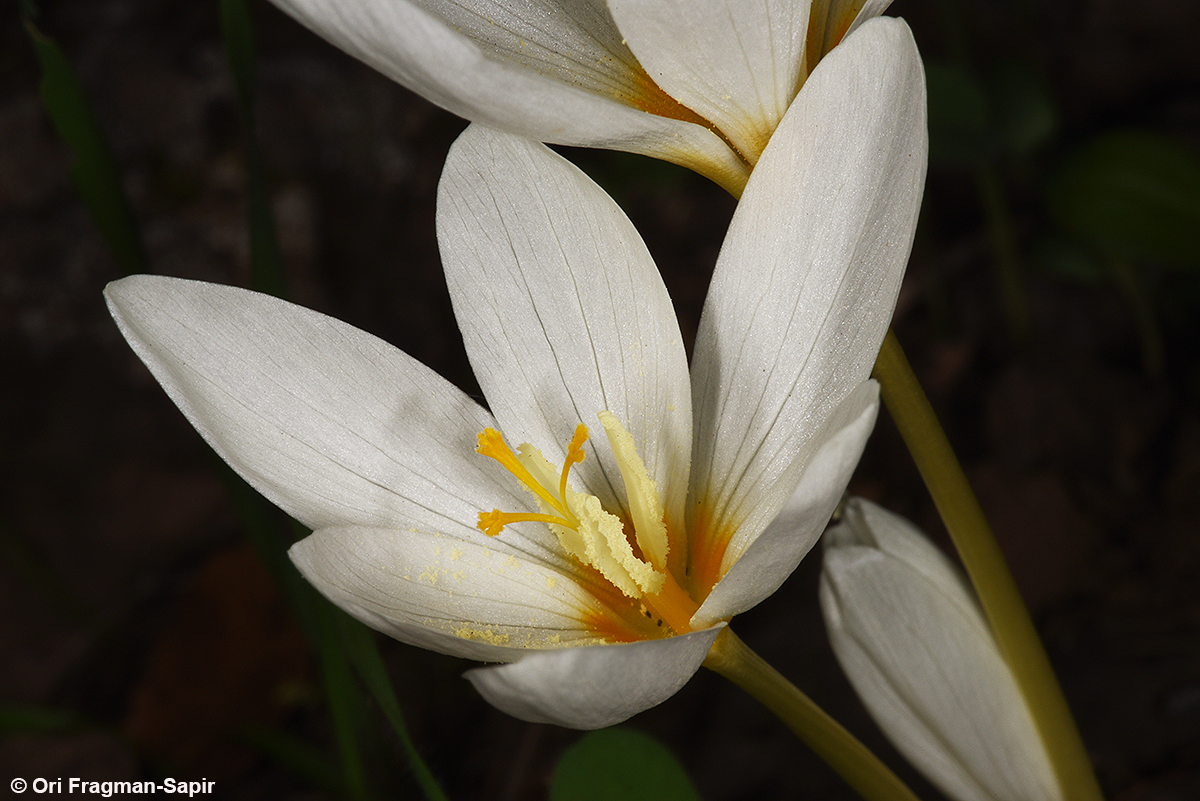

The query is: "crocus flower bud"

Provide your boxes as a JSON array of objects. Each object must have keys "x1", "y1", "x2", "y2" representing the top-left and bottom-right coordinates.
[{"x1": 819, "y1": 498, "x2": 1063, "y2": 801}]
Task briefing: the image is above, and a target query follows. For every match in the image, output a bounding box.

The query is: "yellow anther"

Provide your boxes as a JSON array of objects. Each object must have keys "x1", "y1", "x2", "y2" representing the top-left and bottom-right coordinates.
[{"x1": 599, "y1": 412, "x2": 669, "y2": 571}]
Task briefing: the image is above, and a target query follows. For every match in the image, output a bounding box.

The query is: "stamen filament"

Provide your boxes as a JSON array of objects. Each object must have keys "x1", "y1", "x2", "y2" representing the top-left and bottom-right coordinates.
[
  {"x1": 477, "y1": 509, "x2": 575, "y2": 538},
  {"x1": 476, "y1": 428, "x2": 571, "y2": 518}
]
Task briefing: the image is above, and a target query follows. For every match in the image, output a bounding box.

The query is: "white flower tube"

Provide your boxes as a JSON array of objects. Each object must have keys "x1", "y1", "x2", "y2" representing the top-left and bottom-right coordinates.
[{"x1": 819, "y1": 498, "x2": 1064, "y2": 801}]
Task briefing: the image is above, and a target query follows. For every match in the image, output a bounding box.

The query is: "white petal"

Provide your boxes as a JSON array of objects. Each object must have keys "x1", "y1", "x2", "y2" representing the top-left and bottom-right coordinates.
[
  {"x1": 269, "y1": 0, "x2": 748, "y2": 192},
  {"x1": 688, "y1": 18, "x2": 926, "y2": 560},
  {"x1": 610, "y1": 0, "x2": 811, "y2": 166},
  {"x1": 466, "y1": 624, "x2": 723, "y2": 728},
  {"x1": 290, "y1": 525, "x2": 611, "y2": 662},
  {"x1": 438, "y1": 125, "x2": 692, "y2": 527},
  {"x1": 104, "y1": 275, "x2": 523, "y2": 535},
  {"x1": 691, "y1": 381, "x2": 877, "y2": 628},
  {"x1": 820, "y1": 499, "x2": 1063, "y2": 801}
]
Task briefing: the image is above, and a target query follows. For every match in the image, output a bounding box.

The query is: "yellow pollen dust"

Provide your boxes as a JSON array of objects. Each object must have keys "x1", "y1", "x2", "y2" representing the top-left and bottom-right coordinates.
[{"x1": 475, "y1": 415, "x2": 668, "y2": 600}]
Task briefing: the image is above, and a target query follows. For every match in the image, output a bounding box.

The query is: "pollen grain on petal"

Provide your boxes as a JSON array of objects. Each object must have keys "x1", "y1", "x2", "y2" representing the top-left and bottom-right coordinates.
[{"x1": 452, "y1": 624, "x2": 512, "y2": 646}]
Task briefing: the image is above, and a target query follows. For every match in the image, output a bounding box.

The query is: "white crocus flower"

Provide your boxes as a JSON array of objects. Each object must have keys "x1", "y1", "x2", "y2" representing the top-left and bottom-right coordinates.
[
  {"x1": 819, "y1": 499, "x2": 1064, "y2": 801},
  {"x1": 268, "y1": 0, "x2": 900, "y2": 194},
  {"x1": 105, "y1": 29, "x2": 925, "y2": 728}
]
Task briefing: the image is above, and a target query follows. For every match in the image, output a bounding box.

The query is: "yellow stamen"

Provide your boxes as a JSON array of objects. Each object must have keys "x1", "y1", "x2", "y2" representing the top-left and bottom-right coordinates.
[
  {"x1": 598, "y1": 412, "x2": 669, "y2": 572},
  {"x1": 477, "y1": 509, "x2": 574, "y2": 538},
  {"x1": 476, "y1": 427, "x2": 580, "y2": 526},
  {"x1": 475, "y1": 416, "x2": 692, "y2": 618}
]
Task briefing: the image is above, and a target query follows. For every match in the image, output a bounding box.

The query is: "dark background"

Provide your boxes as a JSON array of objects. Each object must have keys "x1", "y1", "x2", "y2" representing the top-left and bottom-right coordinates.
[{"x1": 2, "y1": 0, "x2": 1198, "y2": 798}]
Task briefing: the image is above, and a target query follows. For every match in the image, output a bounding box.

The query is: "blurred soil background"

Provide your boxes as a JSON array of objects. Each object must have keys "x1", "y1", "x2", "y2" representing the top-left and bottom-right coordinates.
[{"x1": 2, "y1": 0, "x2": 1199, "y2": 799}]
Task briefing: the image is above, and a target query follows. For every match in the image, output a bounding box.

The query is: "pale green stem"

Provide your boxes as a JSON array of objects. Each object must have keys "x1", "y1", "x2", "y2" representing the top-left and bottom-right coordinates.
[
  {"x1": 704, "y1": 628, "x2": 923, "y2": 801},
  {"x1": 873, "y1": 329, "x2": 1104, "y2": 801}
]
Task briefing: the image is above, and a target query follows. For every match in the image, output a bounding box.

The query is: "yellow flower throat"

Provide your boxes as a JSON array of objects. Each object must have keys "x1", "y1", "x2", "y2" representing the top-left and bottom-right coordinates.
[{"x1": 476, "y1": 412, "x2": 698, "y2": 637}]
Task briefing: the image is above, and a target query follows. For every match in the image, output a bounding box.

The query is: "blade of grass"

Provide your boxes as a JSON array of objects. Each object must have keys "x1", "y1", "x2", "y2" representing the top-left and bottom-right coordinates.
[
  {"x1": 24, "y1": 16, "x2": 148, "y2": 276},
  {"x1": 315, "y1": 600, "x2": 373, "y2": 801},
  {"x1": 338, "y1": 614, "x2": 451, "y2": 801},
  {"x1": 219, "y1": 0, "x2": 285, "y2": 298}
]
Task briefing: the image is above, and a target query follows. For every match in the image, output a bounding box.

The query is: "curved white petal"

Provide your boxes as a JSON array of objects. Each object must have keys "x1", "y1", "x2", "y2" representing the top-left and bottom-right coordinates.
[
  {"x1": 438, "y1": 125, "x2": 692, "y2": 526},
  {"x1": 820, "y1": 499, "x2": 1063, "y2": 801},
  {"x1": 610, "y1": 0, "x2": 811, "y2": 166},
  {"x1": 290, "y1": 525, "x2": 615, "y2": 662},
  {"x1": 688, "y1": 18, "x2": 926, "y2": 555},
  {"x1": 691, "y1": 380, "x2": 878, "y2": 628},
  {"x1": 466, "y1": 624, "x2": 723, "y2": 728},
  {"x1": 269, "y1": 0, "x2": 748, "y2": 192},
  {"x1": 104, "y1": 275, "x2": 524, "y2": 535}
]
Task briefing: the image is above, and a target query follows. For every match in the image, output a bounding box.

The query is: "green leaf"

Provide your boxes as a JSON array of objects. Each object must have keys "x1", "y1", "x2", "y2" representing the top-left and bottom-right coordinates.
[
  {"x1": 550, "y1": 729, "x2": 700, "y2": 801},
  {"x1": 24, "y1": 18, "x2": 148, "y2": 275},
  {"x1": 313, "y1": 601, "x2": 373, "y2": 801},
  {"x1": 1047, "y1": 130, "x2": 1200, "y2": 267}
]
